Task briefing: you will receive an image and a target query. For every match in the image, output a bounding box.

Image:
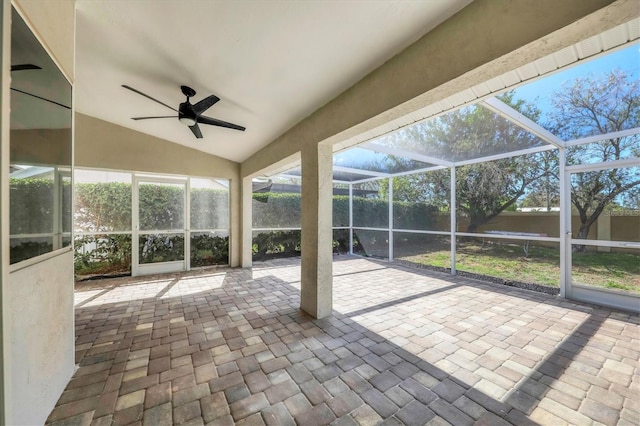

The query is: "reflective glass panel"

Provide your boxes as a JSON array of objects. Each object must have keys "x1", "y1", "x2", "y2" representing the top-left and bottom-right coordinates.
[
  {"x1": 10, "y1": 236, "x2": 52, "y2": 264},
  {"x1": 10, "y1": 8, "x2": 72, "y2": 263}
]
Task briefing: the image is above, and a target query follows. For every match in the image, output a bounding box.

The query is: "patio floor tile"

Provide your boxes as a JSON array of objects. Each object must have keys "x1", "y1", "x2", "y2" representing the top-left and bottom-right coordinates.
[{"x1": 45, "y1": 256, "x2": 640, "y2": 425}]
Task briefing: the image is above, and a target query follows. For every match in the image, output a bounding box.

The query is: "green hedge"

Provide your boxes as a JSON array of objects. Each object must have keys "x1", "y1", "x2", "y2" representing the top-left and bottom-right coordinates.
[
  {"x1": 74, "y1": 183, "x2": 437, "y2": 231},
  {"x1": 10, "y1": 178, "x2": 55, "y2": 234},
  {"x1": 12, "y1": 179, "x2": 439, "y2": 273}
]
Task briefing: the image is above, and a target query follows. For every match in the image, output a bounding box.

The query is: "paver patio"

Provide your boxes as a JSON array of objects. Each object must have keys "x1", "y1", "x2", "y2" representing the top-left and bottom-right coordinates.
[{"x1": 46, "y1": 256, "x2": 639, "y2": 426}]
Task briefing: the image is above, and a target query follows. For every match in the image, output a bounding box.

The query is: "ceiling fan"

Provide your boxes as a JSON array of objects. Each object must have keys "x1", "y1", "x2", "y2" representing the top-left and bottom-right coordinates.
[
  {"x1": 122, "y1": 84, "x2": 246, "y2": 139},
  {"x1": 10, "y1": 63, "x2": 71, "y2": 109}
]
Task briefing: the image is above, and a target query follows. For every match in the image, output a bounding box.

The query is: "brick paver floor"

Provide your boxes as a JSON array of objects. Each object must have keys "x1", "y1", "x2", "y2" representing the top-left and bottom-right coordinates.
[{"x1": 46, "y1": 256, "x2": 639, "y2": 425}]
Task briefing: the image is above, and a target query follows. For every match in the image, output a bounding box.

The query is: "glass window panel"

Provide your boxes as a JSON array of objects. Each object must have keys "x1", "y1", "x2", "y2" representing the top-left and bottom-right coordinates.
[
  {"x1": 252, "y1": 230, "x2": 301, "y2": 260},
  {"x1": 190, "y1": 231, "x2": 229, "y2": 267},
  {"x1": 10, "y1": 236, "x2": 53, "y2": 264},
  {"x1": 190, "y1": 178, "x2": 229, "y2": 230},
  {"x1": 455, "y1": 152, "x2": 560, "y2": 237},
  {"x1": 353, "y1": 229, "x2": 389, "y2": 259},
  {"x1": 510, "y1": 44, "x2": 639, "y2": 139},
  {"x1": 352, "y1": 179, "x2": 388, "y2": 228},
  {"x1": 393, "y1": 233, "x2": 450, "y2": 270},
  {"x1": 138, "y1": 182, "x2": 185, "y2": 231},
  {"x1": 252, "y1": 176, "x2": 301, "y2": 228},
  {"x1": 139, "y1": 233, "x2": 185, "y2": 264},
  {"x1": 75, "y1": 170, "x2": 132, "y2": 232},
  {"x1": 456, "y1": 237, "x2": 560, "y2": 289},
  {"x1": 62, "y1": 174, "x2": 72, "y2": 239},
  {"x1": 393, "y1": 169, "x2": 450, "y2": 231},
  {"x1": 9, "y1": 8, "x2": 72, "y2": 263},
  {"x1": 10, "y1": 167, "x2": 54, "y2": 235},
  {"x1": 334, "y1": 147, "x2": 433, "y2": 174},
  {"x1": 572, "y1": 245, "x2": 639, "y2": 294},
  {"x1": 74, "y1": 234, "x2": 132, "y2": 277},
  {"x1": 369, "y1": 104, "x2": 547, "y2": 163},
  {"x1": 571, "y1": 167, "x2": 639, "y2": 241}
]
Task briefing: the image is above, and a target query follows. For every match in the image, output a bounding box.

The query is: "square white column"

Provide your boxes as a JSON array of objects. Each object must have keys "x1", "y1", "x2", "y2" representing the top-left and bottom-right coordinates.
[{"x1": 300, "y1": 144, "x2": 333, "y2": 318}]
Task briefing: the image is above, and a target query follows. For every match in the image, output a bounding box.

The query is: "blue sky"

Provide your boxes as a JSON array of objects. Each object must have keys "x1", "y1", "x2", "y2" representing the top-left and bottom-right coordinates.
[
  {"x1": 512, "y1": 43, "x2": 640, "y2": 116},
  {"x1": 333, "y1": 43, "x2": 640, "y2": 171}
]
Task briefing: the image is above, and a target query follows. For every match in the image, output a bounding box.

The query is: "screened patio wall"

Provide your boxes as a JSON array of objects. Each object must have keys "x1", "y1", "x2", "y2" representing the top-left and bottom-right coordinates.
[{"x1": 254, "y1": 33, "x2": 640, "y2": 313}]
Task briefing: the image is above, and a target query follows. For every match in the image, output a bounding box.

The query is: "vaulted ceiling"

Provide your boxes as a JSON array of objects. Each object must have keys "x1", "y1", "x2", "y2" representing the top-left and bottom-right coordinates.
[{"x1": 74, "y1": 0, "x2": 472, "y2": 163}]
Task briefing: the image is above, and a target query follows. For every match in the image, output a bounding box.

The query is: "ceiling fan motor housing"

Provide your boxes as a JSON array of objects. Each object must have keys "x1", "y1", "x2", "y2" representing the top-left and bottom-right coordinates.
[{"x1": 178, "y1": 102, "x2": 197, "y2": 126}]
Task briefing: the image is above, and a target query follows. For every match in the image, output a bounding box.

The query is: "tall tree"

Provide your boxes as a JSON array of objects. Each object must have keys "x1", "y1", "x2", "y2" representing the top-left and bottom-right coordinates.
[
  {"x1": 382, "y1": 92, "x2": 552, "y2": 232},
  {"x1": 548, "y1": 70, "x2": 640, "y2": 242}
]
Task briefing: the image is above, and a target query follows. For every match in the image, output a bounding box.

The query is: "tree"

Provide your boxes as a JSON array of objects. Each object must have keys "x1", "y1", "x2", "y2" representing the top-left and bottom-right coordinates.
[
  {"x1": 382, "y1": 92, "x2": 553, "y2": 232},
  {"x1": 547, "y1": 70, "x2": 640, "y2": 243}
]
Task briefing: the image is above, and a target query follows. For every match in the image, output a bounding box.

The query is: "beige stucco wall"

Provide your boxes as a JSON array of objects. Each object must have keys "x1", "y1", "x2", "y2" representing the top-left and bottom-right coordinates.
[
  {"x1": 241, "y1": 0, "x2": 634, "y2": 178},
  {"x1": 10, "y1": 128, "x2": 72, "y2": 165},
  {"x1": 8, "y1": 252, "x2": 75, "y2": 426},
  {"x1": 75, "y1": 113, "x2": 243, "y2": 266}
]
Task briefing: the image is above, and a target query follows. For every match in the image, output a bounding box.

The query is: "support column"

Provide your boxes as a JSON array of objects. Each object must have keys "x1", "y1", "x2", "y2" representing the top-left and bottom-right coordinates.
[
  {"x1": 301, "y1": 144, "x2": 333, "y2": 319},
  {"x1": 597, "y1": 213, "x2": 611, "y2": 252},
  {"x1": 450, "y1": 166, "x2": 456, "y2": 275},
  {"x1": 229, "y1": 177, "x2": 242, "y2": 267},
  {"x1": 241, "y1": 176, "x2": 253, "y2": 268}
]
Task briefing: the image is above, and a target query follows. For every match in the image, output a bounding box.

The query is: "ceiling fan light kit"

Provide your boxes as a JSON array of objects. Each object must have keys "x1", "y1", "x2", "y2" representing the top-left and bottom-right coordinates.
[{"x1": 122, "y1": 84, "x2": 245, "y2": 139}]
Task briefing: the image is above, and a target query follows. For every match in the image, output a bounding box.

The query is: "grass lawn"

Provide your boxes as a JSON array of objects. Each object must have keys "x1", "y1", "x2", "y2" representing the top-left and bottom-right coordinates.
[{"x1": 397, "y1": 240, "x2": 639, "y2": 294}]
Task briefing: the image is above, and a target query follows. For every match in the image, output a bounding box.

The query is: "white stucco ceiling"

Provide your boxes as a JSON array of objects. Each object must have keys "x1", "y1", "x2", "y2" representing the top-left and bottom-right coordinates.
[{"x1": 75, "y1": 0, "x2": 472, "y2": 163}]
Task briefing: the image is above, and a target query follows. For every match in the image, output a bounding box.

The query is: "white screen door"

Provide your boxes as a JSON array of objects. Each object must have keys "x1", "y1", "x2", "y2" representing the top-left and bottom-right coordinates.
[
  {"x1": 565, "y1": 163, "x2": 640, "y2": 312},
  {"x1": 132, "y1": 177, "x2": 188, "y2": 276}
]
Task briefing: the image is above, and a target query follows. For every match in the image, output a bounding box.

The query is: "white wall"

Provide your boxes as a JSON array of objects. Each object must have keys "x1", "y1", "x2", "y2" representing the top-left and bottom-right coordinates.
[{"x1": 7, "y1": 252, "x2": 75, "y2": 426}]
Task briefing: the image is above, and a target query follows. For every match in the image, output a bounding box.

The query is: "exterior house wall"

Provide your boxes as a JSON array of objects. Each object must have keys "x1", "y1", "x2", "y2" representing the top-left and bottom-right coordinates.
[{"x1": 3, "y1": 1, "x2": 76, "y2": 424}]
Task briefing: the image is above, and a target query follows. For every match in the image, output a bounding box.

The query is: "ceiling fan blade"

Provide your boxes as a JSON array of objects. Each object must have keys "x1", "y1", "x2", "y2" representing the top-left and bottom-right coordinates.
[
  {"x1": 192, "y1": 94, "x2": 220, "y2": 115},
  {"x1": 198, "y1": 115, "x2": 245, "y2": 131},
  {"x1": 189, "y1": 123, "x2": 203, "y2": 138},
  {"x1": 11, "y1": 64, "x2": 41, "y2": 71},
  {"x1": 131, "y1": 116, "x2": 176, "y2": 120},
  {"x1": 122, "y1": 85, "x2": 177, "y2": 112},
  {"x1": 11, "y1": 87, "x2": 71, "y2": 109}
]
